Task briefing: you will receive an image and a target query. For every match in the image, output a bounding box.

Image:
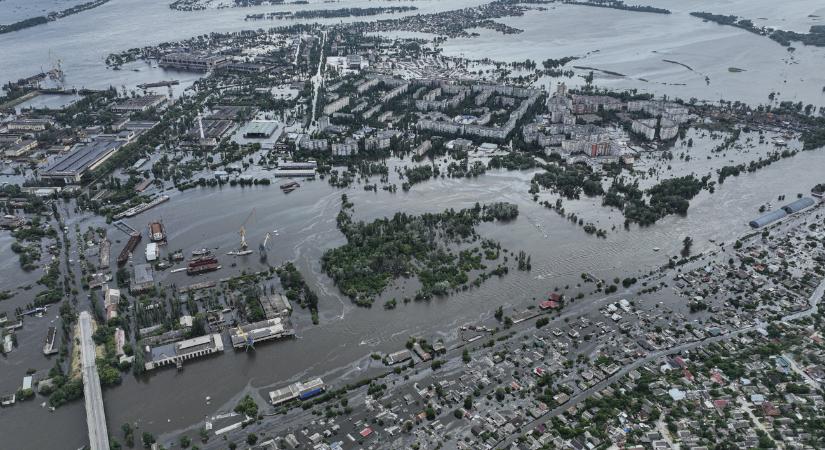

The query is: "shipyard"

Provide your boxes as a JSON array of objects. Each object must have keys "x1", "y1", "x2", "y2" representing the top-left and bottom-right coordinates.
[{"x1": 2, "y1": 0, "x2": 825, "y2": 449}]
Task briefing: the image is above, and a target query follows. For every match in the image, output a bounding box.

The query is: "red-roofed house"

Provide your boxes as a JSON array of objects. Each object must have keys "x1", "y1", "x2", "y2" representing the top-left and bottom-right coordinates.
[{"x1": 540, "y1": 300, "x2": 560, "y2": 310}]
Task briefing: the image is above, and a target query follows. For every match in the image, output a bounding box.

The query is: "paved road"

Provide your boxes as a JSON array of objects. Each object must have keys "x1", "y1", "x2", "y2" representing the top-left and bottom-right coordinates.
[{"x1": 79, "y1": 311, "x2": 110, "y2": 450}]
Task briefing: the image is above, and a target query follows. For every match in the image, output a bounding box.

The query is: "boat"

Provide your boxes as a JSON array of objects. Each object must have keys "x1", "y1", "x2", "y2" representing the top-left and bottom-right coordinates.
[
  {"x1": 149, "y1": 221, "x2": 166, "y2": 242},
  {"x1": 192, "y1": 248, "x2": 211, "y2": 256},
  {"x1": 653, "y1": 247, "x2": 660, "y2": 252},
  {"x1": 0, "y1": 394, "x2": 15, "y2": 407},
  {"x1": 170, "y1": 268, "x2": 187, "y2": 274},
  {"x1": 187, "y1": 255, "x2": 219, "y2": 275},
  {"x1": 171, "y1": 250, "x2": 185, "y2": 261},
  {"x1": 280, "y1": 181, "x2": 300, "y2": 190},
  {"x1": 227, "y1": 250, "x2": 253, "y2": 256}
]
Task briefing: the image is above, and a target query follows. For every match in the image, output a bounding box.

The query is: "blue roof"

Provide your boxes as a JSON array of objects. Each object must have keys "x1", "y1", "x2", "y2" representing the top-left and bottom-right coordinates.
[
  {"x1": 781, "y1": 197, "x2": 815, "y2": 214},
  {"x1": 749, "y1": 209, "x2": 787, "y2": 228}
]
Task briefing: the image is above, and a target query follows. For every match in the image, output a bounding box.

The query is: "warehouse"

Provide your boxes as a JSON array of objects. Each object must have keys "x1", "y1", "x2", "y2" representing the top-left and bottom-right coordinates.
[
  {"x1": 111, "y1": 95, "x2": 168, "y2": 113},
  {"x1": 242, "y1": 120, "x2": 280, "y2": 138},
  {"x1": 41, "y1": 136, "x2": 126, "y2": 183},
  {"x1": 749, "y1": 209, "x2": 787, "y2": 229},
  {"x1": 781, "y1": 197, "x2": 815, "y2": 214}
]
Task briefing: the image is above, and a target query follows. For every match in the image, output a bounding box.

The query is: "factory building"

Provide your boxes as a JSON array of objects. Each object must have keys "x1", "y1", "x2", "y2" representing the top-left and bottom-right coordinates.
[
  {"x1": 144, "y1": 334, "x2": 225, "y2": 371},
  {"x1": 229, "y1": 317, "x2": 294, "y2": 349},
  {"x1": 159, "y1": 52, "x2": 229, "y2": 72},
  {"x1": 111, "y1": 95, "x2": 168, "y2": 114},
  {"x1": 40, "y1": 136, "x2": 128, "y2": 183}
]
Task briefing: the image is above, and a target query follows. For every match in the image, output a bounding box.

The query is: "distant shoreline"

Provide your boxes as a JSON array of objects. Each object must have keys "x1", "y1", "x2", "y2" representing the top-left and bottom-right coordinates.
[{"x1": 0, "y1": 0, "x2": 111, "y2": 35}]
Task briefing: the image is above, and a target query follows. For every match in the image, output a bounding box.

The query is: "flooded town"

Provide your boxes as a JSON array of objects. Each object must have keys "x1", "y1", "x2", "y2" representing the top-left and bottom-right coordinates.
[{"x1": 1, "y1": 1, "x2": 825, "y2": 450}]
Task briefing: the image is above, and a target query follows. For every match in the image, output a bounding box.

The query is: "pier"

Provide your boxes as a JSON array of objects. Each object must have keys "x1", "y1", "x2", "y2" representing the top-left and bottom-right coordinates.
[
  {"x1": 79, "y1": 311, "x2": 110, "y2": 450},
  {"x1": 112, "y1": 220, "x2": 138, "y2": 236}
]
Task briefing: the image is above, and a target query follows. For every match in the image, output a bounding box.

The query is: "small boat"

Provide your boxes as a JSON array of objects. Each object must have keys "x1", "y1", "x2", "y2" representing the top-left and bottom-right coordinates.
[
  {"x1": 227, "y1": 250, "x2": 253, "y2": 256},
  {"x1": 192, "y1": 248, "x2": 210, "y2": 256},
  {"x1": 653, "y1": 247, "x2": 660, "y2": 252}
]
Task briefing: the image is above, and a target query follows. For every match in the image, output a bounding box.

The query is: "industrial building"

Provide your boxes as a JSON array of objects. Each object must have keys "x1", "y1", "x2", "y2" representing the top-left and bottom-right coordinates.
[
  {"x1": 279, "y1": 161, "x2": 317, "y2": 170},
  {"x1": 40, "y1": 136, "x2": 128, "y2": 183},
  {"x1": 229, "y1": 317, "x2": 294, "y2": 349},
  {"x1": 386, "y1": 350, "x2": 412, "y2": 365},
  {"x1": 159, "y1": 52, "x2": 229, "y2": 72},
  {"x1": 2, "y1": 138, "x2": 37, "y2": 157},
  {"x1": 111, "y1": 95, "x2": 168, "y2": 113},
  {"x1": 268, "y1": 377, "x2": 326, "y2": 405},
  {"x1": 7, "y1": 118, "x2": 54, "y2": 132},
  {"x1": 273, "y1": 169, "x2": 316, "y2": 178},
  {"x1": 241, "y1": 120, "x2": 280, "y2": 139},
  {"x1": 130, "y1": 263, "x2": 155, "y2": 294},
  {"x1": 260, "y1": 293, "x2": 292, "y2": 318},
  {"x1": 187, "y1": 118, "x2": 235, "y2": 148},
  {"x1": 144, "y1": 334, "x2": 225, "y2": 371}
]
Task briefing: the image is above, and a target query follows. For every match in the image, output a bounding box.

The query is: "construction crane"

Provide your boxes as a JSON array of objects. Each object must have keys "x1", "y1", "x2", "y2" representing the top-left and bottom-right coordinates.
[
  {"x1": 238, "y1": 208, "x2": 256, "y2": 250},
  {"x1": 259, "y1": 232, "x2": 271, "y2": 261}
]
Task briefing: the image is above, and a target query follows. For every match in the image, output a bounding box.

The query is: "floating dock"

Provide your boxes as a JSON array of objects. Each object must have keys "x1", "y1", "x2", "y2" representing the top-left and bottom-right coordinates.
[{"x1": 116, "y1": 233, "x2": 142, "y2": 266}]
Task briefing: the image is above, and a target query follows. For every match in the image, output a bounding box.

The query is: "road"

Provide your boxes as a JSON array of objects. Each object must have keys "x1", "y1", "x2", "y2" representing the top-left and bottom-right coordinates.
[
  {"x1": 310, "y1": 30, "x2": 327, "y2": 125},
  {"x1": 79, "y1": 311, "x2": 110, "y2": 450}
]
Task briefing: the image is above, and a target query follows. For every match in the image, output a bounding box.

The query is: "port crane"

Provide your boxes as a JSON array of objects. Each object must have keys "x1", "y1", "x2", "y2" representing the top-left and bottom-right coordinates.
[
  {"x1": 259, "y1": 232, "x2": 271, "y2": 261},
  {"x1": 235, "y1": 325, "x2": 255, "y2": 351},
  {"x1": 238, "y1": 208, "x2": 256, "y2": 250}
]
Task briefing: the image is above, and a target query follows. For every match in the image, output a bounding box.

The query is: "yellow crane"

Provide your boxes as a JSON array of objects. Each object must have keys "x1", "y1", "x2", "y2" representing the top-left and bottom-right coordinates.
[
  {"x1": 238, "y1": 208, "x2": 256, "y2": 250},
  {"x1": 235, "y1": 325, "x2": 254, "y2": 351}
]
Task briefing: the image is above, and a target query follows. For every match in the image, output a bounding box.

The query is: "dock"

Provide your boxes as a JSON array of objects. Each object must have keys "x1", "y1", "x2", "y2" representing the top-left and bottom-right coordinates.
[
  {"x1": 116, "y1": 233, "x2": 142, "y2": 266},
  {"x1": 112, "y1": 220, "x2": 139, "y2": 236},
  {"x1": 113, "y1": 195, "x2": 169, "y2": 220},
  {"x1": 138, "y1": 80, "x2": 179, "y2": 89},
  {"x1": 79, "y1": 312, "x2": 110, "y2": 450}
]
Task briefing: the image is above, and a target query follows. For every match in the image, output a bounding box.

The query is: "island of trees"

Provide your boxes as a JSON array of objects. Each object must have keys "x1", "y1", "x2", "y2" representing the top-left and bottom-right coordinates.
[{"x1": 321, "y1": 195, "x2": 520, "y2": 306}]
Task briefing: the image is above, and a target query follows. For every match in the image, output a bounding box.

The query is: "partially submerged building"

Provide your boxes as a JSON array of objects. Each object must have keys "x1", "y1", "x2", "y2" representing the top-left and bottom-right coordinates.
[{"x1": 144, "y1": 333, "x2": 225, "y2": 371}]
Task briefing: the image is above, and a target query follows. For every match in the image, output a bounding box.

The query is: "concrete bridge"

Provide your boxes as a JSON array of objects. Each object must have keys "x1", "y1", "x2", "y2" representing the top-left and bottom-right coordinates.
[{"x1": 79, "y1": 311, "x2": 110, "y2": 450}]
